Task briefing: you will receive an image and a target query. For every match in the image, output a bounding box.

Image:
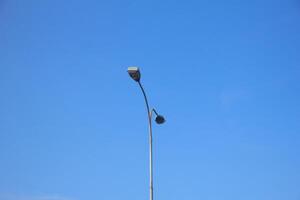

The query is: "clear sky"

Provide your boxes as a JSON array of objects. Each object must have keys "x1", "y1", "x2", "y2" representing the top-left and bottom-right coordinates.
[{"x1": 0, "y1": 0, "x2": 300, "y2": 200}]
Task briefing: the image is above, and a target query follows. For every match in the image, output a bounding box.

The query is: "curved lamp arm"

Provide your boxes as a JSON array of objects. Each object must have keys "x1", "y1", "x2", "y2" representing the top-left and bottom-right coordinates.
[
  {"x1": 138, "y1": 81, "x2": 166, "y2": 124},
  {"x1": 138, "y1": 81, "x2": 151, "y2": 119}
]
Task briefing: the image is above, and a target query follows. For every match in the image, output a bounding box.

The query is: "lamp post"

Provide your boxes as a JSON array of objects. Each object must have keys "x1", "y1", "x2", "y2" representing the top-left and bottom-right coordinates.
[{"x1": 127, "y1": 67, "x2": 165, "y2": 200}]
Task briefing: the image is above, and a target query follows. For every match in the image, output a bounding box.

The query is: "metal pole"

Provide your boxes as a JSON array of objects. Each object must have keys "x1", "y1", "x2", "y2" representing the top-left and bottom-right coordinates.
[
  {"x1": 138, "y1": 81, "x2": 153, "y2": 200},
  {"x1": 149, "y1": 110, "x2": 153, "y2": 200}
]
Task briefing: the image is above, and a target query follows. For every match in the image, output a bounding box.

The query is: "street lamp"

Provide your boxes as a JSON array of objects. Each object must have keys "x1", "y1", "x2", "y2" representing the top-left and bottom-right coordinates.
[{"x1": 127, "y1": 67, "x2": 165, "y2": 200}]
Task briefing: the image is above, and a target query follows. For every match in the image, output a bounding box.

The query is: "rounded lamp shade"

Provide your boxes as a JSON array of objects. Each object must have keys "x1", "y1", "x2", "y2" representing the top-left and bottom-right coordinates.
[{"x1": 155, "y1": 115, "x2": 165, "y2": 124}]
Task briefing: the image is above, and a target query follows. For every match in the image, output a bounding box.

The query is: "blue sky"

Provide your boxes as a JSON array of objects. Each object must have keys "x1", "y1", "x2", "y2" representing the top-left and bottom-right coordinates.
[{"x1": 0, "y1": 0, "x2": 300, "y2": 200}]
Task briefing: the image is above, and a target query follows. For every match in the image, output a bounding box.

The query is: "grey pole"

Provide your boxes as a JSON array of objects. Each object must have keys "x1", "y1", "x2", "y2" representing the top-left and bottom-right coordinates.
[{"x1": 138, "y1": 81, "x2": 154, "y2": 200}]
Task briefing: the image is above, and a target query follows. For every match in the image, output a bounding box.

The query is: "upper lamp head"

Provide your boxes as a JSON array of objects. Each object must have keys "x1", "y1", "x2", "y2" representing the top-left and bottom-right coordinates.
[{"x1": 127, "y1": 67, "x2": 141, "y2": 82}]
